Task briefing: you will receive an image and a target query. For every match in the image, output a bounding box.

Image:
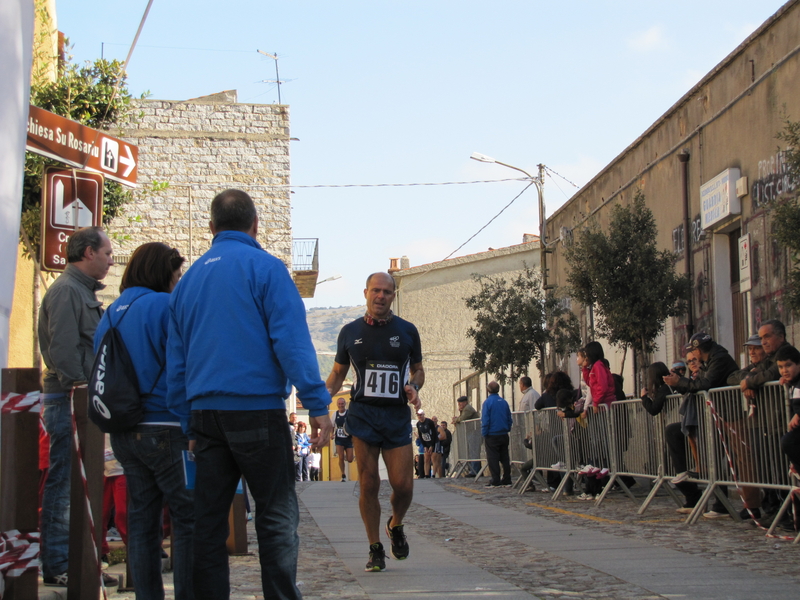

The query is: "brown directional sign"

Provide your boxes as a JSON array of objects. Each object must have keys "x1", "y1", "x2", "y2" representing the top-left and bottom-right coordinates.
[
  {"x1": 26, "y1": 105, "x2": 138, "y2": 188},
  {"x1": 40, "y1": 167, "x2": 104, "y2": 272}
]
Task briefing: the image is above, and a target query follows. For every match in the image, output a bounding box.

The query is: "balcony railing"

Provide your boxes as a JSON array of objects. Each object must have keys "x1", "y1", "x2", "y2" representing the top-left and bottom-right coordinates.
[{"x1": 292, "y1": 238, "x2": 318, "y2": 272}]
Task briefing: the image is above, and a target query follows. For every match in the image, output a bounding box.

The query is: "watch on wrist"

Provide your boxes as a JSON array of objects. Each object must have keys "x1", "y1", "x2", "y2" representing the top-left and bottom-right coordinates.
[{"x1": 409, "y1": 383, "x2": 419, "y2": 392}]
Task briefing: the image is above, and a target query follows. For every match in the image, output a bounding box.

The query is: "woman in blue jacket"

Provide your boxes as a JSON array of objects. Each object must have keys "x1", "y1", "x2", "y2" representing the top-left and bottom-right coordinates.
[{"x1": 94, "y1": 242, "x2": 194, "y2": 600}]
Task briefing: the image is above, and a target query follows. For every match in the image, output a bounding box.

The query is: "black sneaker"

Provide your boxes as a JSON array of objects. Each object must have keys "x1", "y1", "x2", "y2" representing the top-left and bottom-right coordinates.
[
  {"x1": 365, "y1": 542, "x2": 386, "y2": 572},
  {"x1": 43, "y1": 573, "x2": 68, "y2": 586},
  {"x1": 385, "y1": 517, "x2": 409, "y2": 560},
  {"x1": 102, "y1": 572, "x2": 119, "y2": 587},
  {"x1": 739, "y1": 507, "x2": 761, "y2": 520}
]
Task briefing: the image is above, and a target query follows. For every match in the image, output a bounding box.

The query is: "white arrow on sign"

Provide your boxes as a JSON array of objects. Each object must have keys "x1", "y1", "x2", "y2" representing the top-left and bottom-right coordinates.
[{"x1": 119, "y1": 145, "x2": 136, "y2": 178}]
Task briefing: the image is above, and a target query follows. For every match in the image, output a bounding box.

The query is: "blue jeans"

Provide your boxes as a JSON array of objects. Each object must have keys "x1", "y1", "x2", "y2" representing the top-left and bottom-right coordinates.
[
  {"x1": 111, "y1": 425, "x2": 194, "y2": 600},
  {"x1": 41, "y1": 394, "x2": 71, "y2": 578},
  {"x1": 191, "y1": 409, "x2": 300, "y2": 600},
  {"x1": 295, "y1": 453, "x2": 309, "y2": 481}
]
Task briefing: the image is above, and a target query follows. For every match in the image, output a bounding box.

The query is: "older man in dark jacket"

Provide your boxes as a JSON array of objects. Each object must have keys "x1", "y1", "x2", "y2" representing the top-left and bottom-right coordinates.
[{"x1": 738, "y1": 320, "x2": 792, "y2": 399}]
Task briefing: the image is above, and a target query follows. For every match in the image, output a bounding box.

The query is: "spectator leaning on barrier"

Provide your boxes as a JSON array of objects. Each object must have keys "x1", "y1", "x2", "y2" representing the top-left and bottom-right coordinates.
[
  {"x1": 580, "y1": 342, "x2": 616, "y2": 413},
  {"x1": 641, "y1": 362, "x2": 701, "y2": 513},
  {"x1": 663, "y1": 332, "x2": 739, "y2": 393},
  {"x1": 535, "y1": 371, "x2": 572, "y2": 410},
  {"x1": 518, "y1": 376, "x2": 541, "y2": 412},
  {"x1": 453, "y1": 396, "x2": 480, "y2": 476},
  {"x1": 481, "y1": 381, "x2": 513, "y2": 488},
  {"x1": 738, "y1": 320, "x2": 791, "y2": 399},
  {"x1": 777, "y1": 345, "x2": 800, "y2": 478},
  {"x1": 726, "y1": 333, "x2": 767, "y2": 385},
  {"x1": 453, "y1": 395, "x2": 478, "y2": 424}
]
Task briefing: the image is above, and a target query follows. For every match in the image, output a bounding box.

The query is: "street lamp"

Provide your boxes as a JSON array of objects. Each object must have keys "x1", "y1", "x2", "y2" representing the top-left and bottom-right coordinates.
[
  {"x1": 469, "y1": 152, "x2": 550, "y2": 289},
  {"x1": 317, "y1": 274, "x2": 342, "y2": 285}
]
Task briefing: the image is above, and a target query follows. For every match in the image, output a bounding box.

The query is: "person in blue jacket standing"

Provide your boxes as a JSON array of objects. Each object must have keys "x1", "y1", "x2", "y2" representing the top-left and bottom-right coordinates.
[
  {"x1": 481, "y1": 381, "x2": 513, "y2": 488},
  {"x1": 94, "y1": 242, "x2": 193, "y2": 600},
  {"x1": 167, "y1": 189, "x2": 333, "y2": 600}
]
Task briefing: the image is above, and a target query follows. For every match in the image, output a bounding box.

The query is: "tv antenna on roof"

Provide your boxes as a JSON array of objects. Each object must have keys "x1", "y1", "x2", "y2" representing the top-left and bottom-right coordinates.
[{"x1": 257, "y1": 50, "x2": 285, "y2": 104}]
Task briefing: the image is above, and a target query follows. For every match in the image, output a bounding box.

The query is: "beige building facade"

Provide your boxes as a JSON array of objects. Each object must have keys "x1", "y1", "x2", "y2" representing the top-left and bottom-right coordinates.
[
  {"x1": 391, "y1": 240, "x2": 542, "y2": 422},
  {"x1": 543, "y1": 0, "x2": 800, "y2": 384}
]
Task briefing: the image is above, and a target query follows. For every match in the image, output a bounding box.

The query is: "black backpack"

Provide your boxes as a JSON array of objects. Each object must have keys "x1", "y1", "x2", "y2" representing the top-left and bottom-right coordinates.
[{"x1": 88, "y1": 295, "x2": 163, "y2": 433}]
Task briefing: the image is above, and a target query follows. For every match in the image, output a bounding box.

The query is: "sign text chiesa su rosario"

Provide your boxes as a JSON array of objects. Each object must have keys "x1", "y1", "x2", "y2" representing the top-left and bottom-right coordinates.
[
  {"x1": 26, "y1": 105, "x2": 138, "y2": 188},
  {"x1": 26, "y1": 105, "x2": 139, "y2": 271}
]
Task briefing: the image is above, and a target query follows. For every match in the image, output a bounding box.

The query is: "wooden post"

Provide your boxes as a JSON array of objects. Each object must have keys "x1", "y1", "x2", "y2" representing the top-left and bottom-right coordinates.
[
  {"x1": 67, "y1": 387, "x2": 104, "y2": 600},
  {"x1": 0, "y1": 368, "x2": 41, "y2": 600},
  {"x1": 226, "y1": 482, "x2": 248, "y2": 555}
]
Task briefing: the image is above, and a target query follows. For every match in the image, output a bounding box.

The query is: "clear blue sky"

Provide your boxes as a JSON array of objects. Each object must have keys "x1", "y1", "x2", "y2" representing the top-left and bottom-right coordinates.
[{"x1": 57, "y1": 1, "x2": 785, "y2": 308}]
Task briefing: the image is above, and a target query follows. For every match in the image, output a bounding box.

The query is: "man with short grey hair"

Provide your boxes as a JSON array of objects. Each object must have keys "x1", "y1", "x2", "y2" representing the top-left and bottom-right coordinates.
[
  {"x1": 518, "y1": 376, "x2": 540, "y2": 412},
  {"x1": 38, "y1": 226, "x2": 114, "y2": 586},
  {"x1": 739, "y1": 320, "x2": 791, "y2": 398}
]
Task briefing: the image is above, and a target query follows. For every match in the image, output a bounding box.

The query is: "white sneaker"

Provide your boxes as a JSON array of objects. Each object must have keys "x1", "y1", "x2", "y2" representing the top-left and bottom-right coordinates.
[
  {"x1": 672, "y1": 471, "x2": 689, "y2": 484},
  {"x1": 341, "y1": 475, "x2": 347, "y2": 482},
  {"x1": 550, "y1": 461, "x2": 566, "y2": 469}
]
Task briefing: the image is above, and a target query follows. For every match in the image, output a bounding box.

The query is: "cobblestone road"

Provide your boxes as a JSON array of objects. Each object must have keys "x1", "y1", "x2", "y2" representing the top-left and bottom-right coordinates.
[{"x1": 101, "y1": 477, "x2": 800, "y2": 599}]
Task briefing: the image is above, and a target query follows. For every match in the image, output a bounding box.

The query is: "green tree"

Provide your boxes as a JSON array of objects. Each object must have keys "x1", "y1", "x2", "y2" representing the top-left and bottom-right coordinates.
[
  {"x1": 773, "y1": 117, "x2": 800, "y2": 313},
  {"x1": 465, "y1": 266, "x2": 581, "y2": 382},
  {"x1": 564, "y1": 192, "x2": 690, "y2": 380},
  {"x1": 21, "y1": 51, "x2": 138, "y2": 259}
]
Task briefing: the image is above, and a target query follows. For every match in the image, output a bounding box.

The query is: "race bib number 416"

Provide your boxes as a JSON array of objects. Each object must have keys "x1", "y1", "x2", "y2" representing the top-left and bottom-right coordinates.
[{"x1": 365, "y1": 360, "x2": 402, "y2": 399}]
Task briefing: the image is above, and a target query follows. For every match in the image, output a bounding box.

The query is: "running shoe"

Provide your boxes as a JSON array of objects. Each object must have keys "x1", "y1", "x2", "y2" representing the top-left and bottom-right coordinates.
[
  {"x1": 385, "y1": 517, "x2": 410, "y2": 559},
  {"x1": 365, "y1": 542, "x2": 386, "y2": 571}
]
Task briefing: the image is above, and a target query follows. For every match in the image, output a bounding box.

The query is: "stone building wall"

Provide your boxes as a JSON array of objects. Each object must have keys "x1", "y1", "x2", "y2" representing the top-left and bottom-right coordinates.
[
  {"x1": 392, "y1": 241, "x2": 541, "y2": 422},
  {"x1": 545, "y1": 0, "x2": 800, "y2": 378},
  {"x1": 101, "y1": 91, "x2": 292, "y2": 302}
]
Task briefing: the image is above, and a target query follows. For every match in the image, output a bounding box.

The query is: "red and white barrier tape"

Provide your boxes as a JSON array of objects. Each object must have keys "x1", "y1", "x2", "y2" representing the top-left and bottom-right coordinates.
[
  {"x1": 0, "y1": 391, "x2": 41, "y2": 414},
  {"x1": 0, "y1": 529, "x2": 39, "y2": 581},
  {"x1": 68, "y1": 387, "x2": 108, "y2": 599},
  {"x1": 705, "y1": 396, "x2": 798, "y2": 540}
]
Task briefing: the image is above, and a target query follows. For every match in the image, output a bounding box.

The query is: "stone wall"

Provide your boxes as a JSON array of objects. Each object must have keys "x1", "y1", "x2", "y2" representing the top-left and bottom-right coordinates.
[{"x1": 102, "y1": 91, "x2": 292, "y2": 299}]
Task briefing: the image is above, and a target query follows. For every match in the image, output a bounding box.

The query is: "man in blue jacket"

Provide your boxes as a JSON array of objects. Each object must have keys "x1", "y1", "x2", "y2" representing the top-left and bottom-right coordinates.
[
  {"x1": 481, "y1": 381, "x2": 513, "y2": 488},
  {"x1": 167, "y1": 189, "x2": 332, "y2": 600}
]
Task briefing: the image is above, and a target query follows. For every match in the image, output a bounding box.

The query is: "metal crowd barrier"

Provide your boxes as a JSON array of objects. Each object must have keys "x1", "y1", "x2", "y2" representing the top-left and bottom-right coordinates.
[
  {"x1": 509, "y1": 411, "x2": 529, "y2": 466},
  {"x1": 597, "y1": 399, "x2": 673, "y2": 508},
  {"x1": 447, "y1": 382, "x2": 797, "y2": 536},
  {"x1": 518, "y1": 408, "x2": 570, "y2": 495},
  {"x1": 450, "y1": 418, "x2": 486, "y2": 478},
  {"x1": 687, "y1": 382, "x2": 793, "y2": 524}
]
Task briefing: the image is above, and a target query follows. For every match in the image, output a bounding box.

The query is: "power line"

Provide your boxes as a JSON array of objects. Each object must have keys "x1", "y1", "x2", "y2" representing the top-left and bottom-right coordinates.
[
  {"x1": 544, "y1": 165, "x2": 580, "y2": 189},
  {"x1": 397, "y1": 181, "x2": 536, "y2": 292},
  {"x1": 285, "y1": 177, "x2": 528, "y2": 189},
  {"x1": 101, "y1": 42, "x2": 255, "y2": 54}
]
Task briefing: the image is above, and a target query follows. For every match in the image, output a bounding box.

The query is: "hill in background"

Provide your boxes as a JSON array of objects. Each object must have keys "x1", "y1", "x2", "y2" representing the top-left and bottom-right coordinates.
[{"x1": 306, "y1": 305, "x2": 365, "y2": 378}]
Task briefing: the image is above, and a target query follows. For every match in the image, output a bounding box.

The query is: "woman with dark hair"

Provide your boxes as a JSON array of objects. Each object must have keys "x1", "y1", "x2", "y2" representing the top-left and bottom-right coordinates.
[
  {"x1": 93, "y1": 242, "x2": 194, "y2": 600},
  {"x1": 640, "y1": 360, "x2": 702, "y2": 513},
  {"x1": 581, "y1": 341, "x2": 616, "y2": 413},
  {"x1": 535, "y1": 371, "x2": 573, "y2": 410}
]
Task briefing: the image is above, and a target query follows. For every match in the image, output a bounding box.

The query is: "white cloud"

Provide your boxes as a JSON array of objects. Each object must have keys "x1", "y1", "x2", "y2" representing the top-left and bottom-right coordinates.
[{"x1": 628, "y1": 25, "x2": 667, "y2": 52}]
